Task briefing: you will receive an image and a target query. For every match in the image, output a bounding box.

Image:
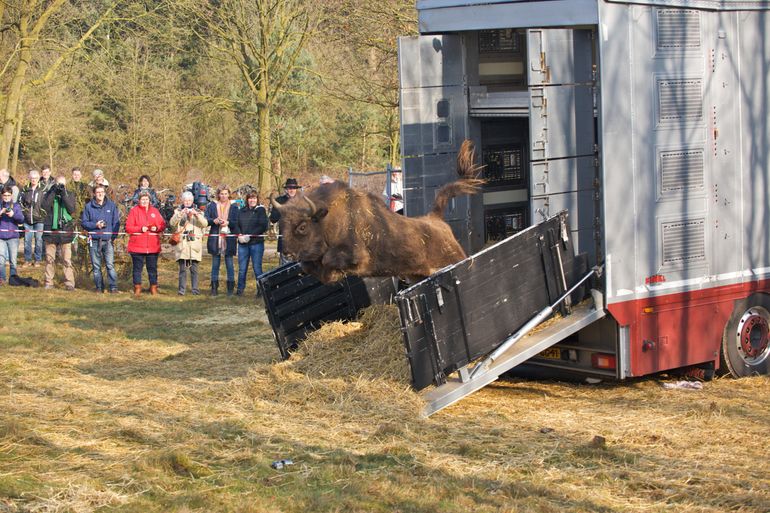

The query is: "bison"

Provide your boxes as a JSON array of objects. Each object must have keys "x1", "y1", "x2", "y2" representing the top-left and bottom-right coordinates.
[{"x1": 271, "y1": 140, "x2": 484, "y2": 283}]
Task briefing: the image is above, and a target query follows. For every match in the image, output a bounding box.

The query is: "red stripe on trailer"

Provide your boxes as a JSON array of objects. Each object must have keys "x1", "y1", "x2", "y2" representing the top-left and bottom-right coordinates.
[{"x1": 606, "y1": 279, "x2": 770, "y2": 376}]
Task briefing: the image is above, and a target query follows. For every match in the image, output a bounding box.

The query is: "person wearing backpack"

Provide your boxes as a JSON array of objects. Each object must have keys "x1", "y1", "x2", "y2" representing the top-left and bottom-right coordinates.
[{"x1": 41, "y1": 175, "x2": 77, "y2": 290}]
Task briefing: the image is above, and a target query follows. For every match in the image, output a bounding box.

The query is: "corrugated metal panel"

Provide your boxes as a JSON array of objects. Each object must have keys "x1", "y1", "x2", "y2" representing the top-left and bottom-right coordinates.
[
  {"x1": 416, "y1": 0, "x2": 770, "y2": 16},
  {"x1": 656, "y1": 9, "x2": 701, "y2": 49},
  {"x1": 662, "y1": 219, "x2": 706, "y2": 265},
  {"x1": 659, "y1": 149, "x2": 705, "y2": 193},
  {"x1": 606, "y1": 0, "x2": 770, "y2": 11},
  {"x1": 658, "y1": 79, "x2": 703, "y2": 122}
]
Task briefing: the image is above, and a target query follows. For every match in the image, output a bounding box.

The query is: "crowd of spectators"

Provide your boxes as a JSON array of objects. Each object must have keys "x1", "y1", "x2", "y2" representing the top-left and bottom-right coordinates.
[{"x1": 0, "y1": 166, "x2": 304, "y2": 298}]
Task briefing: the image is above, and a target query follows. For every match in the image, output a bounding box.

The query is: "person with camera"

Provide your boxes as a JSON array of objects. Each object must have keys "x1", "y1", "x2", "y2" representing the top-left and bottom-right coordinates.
[
  {"x1": 235, "y1": 191, "x2": 268, "y2": 297},
  {"x1": 19, "y1": 170, "x2": 45, "y2": 267},
  {"x1": 0, "y1": 186, "x2": 24, "y2": 285},
  {"x1": 41, "y1": 175, "x2": 77, "y2": 290},
  {"x1": 126, "y1": 190, "x2": 165, "y2": 297},
  {"x1": 170, "y1": 191, "x2": 208, "y2": 296},
  {"x1": 205, "y1": 186, "x2": 238, "y2": 296},
  {"x1": 130, "y1": 175, "x2": 160, "y2": 208},
  {"x1": 80, "y1": 185, "x2": 121, "y2": 293}
]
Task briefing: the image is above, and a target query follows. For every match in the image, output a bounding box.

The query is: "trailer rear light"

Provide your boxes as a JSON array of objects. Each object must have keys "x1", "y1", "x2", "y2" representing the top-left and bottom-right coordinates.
[
  {"x1": 591, "y1": 353, "x2": 616, "y2": 370},
  {"x1": 645, "y1": 274, "x2": 666, "y2": 285}
]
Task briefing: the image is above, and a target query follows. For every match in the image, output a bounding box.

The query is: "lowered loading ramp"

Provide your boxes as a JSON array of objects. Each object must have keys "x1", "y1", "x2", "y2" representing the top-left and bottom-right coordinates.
[
  {"x1": 394, "y1": 211, "x2": 600, "y2": 416},
  {"x1": 421, "y1": 299, "x2": 604, "y2": 416}
]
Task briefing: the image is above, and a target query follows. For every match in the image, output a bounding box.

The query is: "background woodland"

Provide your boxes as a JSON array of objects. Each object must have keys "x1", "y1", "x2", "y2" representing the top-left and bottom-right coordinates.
[{"x1": 0, "y1": 0, "x2": 416, "y2": 195}]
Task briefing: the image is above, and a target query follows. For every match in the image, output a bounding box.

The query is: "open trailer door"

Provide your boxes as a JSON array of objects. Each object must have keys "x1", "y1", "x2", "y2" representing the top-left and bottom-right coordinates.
[
  {"x1": 526, "y1": 28, "x2": 600, "y2": 263},
  {"x1": 398, "y1": 35, "x2": 481, "y2": 253}
]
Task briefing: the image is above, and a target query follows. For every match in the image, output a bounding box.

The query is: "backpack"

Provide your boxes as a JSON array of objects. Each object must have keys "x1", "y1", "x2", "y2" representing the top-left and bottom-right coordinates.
[
  {"x1": 9, "y1": 275, "x2": 40, "y2": 287},
  {"x1": 191, "y1": 181, "x2": 209, "y2": 209}
]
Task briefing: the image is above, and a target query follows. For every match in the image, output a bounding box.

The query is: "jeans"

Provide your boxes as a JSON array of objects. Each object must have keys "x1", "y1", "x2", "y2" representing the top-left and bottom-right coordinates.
[
  {"x1": 211, "y1": 254, "x2": 234, "y2": 283},
  {"x1": 24, "y1": 222, "x2": 43, "y2": 263},
  {"x1": 89, "y1": 239, "x2": 117, "y2": 291},
  {"x1": 131, "y1": 253, "x2": 159, "y2": 285},
  {"x1": 237, "y1": 242, "x2": 264, "y2": 292},
  {"x1": 178, "y1": 260, "x2": 200, "y2": 295},
  {"x1": 0, "y1": 238, "x2": 19, "y2": 281}
]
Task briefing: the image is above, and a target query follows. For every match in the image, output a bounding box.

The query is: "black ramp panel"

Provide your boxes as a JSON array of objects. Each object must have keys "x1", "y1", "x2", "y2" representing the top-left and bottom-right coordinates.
[
  {"x1": 397, "y1": 212, "x2": 585, "y2": 390},
  {"x1": 258, "y1": 263, "x2": 399, "y2": 359}
]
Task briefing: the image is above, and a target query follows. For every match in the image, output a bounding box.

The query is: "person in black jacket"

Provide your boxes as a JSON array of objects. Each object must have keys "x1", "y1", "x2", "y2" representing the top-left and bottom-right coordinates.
[
  {"x1": 235, "y1": 191, "x2": 268, "y2": 296},
  {"x1": 41, "y1": 175, "x2": 76, "y2": 290},
  {"x1": 268, "y1": 177, "x2": 300, "y2": 265},
  {"x1": 19, "y1": 170, "x2": 45, "y2": 266}
]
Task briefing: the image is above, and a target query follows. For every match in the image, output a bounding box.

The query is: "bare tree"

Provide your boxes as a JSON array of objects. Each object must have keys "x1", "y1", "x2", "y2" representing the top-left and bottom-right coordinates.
[
  {"x1": 189, "y1": 0, "x2": 320, "y2": 196},
  {"x1": 319, "y1": 0, "x2": 416, "y2": 168},
  {"x1": 0, "y1": 1, "x2": 117, "y2": 170}
]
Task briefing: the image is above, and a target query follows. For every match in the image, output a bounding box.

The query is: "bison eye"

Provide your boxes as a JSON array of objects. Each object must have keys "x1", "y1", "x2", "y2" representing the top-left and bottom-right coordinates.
[{"x1": 295, "y1": 222, "x2": 307, "y2": 235}]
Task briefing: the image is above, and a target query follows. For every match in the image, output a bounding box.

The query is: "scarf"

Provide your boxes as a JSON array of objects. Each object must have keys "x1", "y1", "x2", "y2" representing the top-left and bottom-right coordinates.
[
  {"x1": 217, "y1": 201, "x2": 230, "y2": 254},
  {"x1": 52, "y1": 195, "x2": 72, "y2": 230}
]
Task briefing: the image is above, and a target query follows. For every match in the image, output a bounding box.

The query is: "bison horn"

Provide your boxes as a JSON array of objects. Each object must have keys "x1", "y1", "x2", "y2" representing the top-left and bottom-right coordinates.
[
  {"x1": 270, "y1": 196, "x2": 283, "y2": 211},
  {"x1": 303, "y1": 195, "x2": 317, "y2": 216}
]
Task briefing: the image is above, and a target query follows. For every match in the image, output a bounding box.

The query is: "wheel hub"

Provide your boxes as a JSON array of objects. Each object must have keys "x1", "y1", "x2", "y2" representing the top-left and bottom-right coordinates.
[{"x1": 736, "y1": 308, "x2": 770, "y2": 361}]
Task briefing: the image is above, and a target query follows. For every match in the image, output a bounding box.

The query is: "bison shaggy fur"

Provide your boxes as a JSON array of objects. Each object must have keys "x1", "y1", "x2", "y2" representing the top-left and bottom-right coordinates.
[{"x1": 273, "y1": 140, "x2": 483, "y2": 283}]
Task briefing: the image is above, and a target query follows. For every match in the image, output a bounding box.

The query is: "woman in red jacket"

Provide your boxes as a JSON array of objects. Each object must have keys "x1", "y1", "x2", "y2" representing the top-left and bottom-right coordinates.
[{"x1": 126, "y1": 191, "x2": 166, "y2": 297}]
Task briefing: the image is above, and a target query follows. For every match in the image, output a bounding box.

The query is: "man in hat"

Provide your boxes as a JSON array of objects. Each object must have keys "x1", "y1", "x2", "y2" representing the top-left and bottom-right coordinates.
[{"x1": 269, "y1": 178, "x2": 301, "y2": 265}]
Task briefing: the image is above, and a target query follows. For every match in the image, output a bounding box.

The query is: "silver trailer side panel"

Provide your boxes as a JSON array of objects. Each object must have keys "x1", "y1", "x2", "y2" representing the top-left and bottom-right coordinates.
[{"x1": 598, "y1": 3, "x2": 770, "y2": 306}]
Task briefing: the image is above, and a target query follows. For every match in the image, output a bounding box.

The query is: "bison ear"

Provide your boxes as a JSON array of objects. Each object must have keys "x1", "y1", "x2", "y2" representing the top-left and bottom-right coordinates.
[{"x1": 311, "y1": 208, "x2": 328, "y2": 222}]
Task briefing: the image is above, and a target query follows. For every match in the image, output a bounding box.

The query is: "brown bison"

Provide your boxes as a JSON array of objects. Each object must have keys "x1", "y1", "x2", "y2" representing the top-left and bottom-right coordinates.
[{"x1": 271, "y1": 140, "x2": 484, "y2": 283}]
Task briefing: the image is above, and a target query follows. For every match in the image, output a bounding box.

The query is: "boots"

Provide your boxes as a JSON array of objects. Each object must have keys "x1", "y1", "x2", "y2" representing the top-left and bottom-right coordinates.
[
  {"x1": 150, "y1": 284, "x2": 159, "y2": 296},
  {"x1": 211, "y1": 281, "x2": 219, "y2": 297},
  {"x1": 133, "y1": 284, "x2": 142, "y2": 298},
  {"x1": 226, "y1": 281, "x2": 235, "y2": 297}
]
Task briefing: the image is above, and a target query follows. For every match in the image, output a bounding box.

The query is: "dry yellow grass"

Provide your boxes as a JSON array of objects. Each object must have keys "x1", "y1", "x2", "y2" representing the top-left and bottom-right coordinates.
[{"x1": 0, "y1": 282, "x2": 768, "y2": 513}]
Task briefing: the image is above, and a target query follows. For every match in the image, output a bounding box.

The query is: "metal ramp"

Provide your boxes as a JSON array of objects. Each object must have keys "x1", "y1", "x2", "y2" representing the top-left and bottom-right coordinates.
[{"x1": 421, "y1": 299, "x2": 605, "y2": 416}]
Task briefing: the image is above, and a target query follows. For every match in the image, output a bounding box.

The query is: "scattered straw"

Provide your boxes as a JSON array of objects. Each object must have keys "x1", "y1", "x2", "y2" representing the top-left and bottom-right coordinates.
[{"x1": 245, "y1": 304, "x2": 423, "y2": 420}]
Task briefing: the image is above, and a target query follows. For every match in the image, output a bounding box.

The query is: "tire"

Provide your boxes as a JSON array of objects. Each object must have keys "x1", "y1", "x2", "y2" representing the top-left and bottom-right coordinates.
[{"x1": 721, "y1": 293, "x2": 770, "y2": 377}]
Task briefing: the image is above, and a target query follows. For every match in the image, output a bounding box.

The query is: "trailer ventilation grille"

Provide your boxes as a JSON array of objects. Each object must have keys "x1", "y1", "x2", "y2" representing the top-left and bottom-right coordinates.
[
  {"x1": 658, "y1": 79, "x2": 703, "y2": 122},
  {"x1": 479, "y1": 29, "x2": 521, "y2": 54},
  {"x1": 659, "y1": 149, "x2": 705, "y2": 193},
  {"x1": 656, "y1": 10, "x2": 701, "y2": 50},
  {"x1": 482, "y1": 144, "x2": 525, "y2": 186},
  {"x1": 662, "y1": 219, "x2": 706, "y2": 266},
  {"x1": 485, "y1": 206, "x2": 527, "y2": 243}
]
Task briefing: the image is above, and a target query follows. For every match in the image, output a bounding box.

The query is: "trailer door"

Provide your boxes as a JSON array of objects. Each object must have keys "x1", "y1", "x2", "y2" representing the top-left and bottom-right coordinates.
[
  {"x1": 527, "y1": 29, "x2": 598, "y2": 262},
  {"x1": 398, "y1": 35, "x2": 478, "y2": 252}
]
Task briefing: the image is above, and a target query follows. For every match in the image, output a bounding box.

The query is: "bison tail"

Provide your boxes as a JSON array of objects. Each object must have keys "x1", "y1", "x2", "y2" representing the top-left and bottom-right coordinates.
[
  {"x1": 430, "y1": 178, "x2": 485, "y2": 217},
  {"x1": 457, "y1": 139, "x2": 485, "y2": 179}
]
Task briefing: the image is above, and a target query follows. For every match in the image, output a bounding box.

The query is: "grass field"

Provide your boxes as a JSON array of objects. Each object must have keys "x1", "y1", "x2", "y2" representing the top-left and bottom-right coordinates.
[{"x1": 0, "y1": 254, "x2": 768, "y2": 512}]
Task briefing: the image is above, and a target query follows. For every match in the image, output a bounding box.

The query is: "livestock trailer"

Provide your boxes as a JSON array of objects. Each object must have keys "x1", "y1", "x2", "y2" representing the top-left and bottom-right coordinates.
[{"x1": 398, "y1": 0, "x2": 770, "y2": 412}]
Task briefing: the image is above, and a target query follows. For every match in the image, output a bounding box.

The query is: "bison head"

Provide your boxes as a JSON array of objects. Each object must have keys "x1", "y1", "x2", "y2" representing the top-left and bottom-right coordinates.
[{"x1": 272, "y1": 194, "x2": 329, "y2": 262}]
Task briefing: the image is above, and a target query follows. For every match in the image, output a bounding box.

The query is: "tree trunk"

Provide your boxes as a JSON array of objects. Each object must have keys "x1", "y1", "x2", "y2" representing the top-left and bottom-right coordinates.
[
  {"x1": 0, "y1": 44, "x2": 32, "y2": 170},
  {"x1": 10, "y1": 100, "x2": 25, "y2": 177},
  {"x1": 256, "y1": 77, "x2": 271, "y2": 198}
]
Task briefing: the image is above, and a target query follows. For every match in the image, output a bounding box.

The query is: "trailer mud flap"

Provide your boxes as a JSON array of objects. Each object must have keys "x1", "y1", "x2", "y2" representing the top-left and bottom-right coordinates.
[
  {"x1": 396, "y1": 211, "x2": 588, "y2": 390},
  {"x1": 258, "y1": 263, "x2": 399, "y2": 359}
]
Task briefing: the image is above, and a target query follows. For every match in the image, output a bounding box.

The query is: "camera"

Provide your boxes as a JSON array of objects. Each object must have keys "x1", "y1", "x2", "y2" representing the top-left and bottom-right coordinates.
[{"x1": 184, "y1": 231, "x2": 195, "y2": 242}]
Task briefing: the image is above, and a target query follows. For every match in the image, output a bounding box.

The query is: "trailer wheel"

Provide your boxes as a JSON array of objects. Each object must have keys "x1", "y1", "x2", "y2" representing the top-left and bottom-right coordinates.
[{"x1": 721, "y1": 294, "x2": 770, "y2": 377}]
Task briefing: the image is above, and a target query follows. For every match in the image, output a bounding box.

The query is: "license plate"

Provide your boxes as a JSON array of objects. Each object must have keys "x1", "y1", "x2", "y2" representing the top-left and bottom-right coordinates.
[{"x1": 539, "y1": 348, "x2": 561, "y2": 360}]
